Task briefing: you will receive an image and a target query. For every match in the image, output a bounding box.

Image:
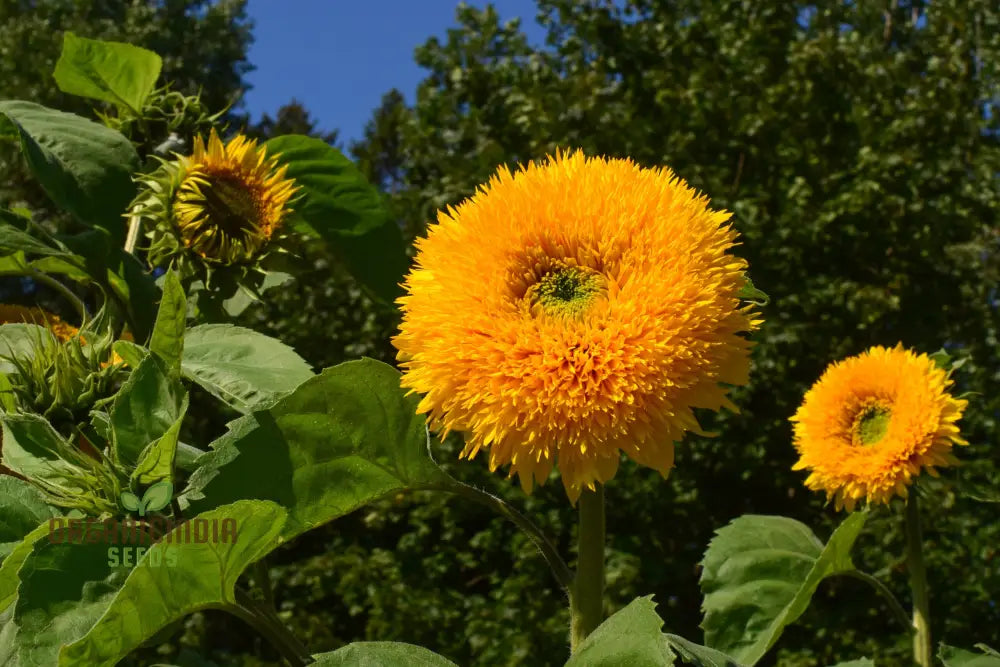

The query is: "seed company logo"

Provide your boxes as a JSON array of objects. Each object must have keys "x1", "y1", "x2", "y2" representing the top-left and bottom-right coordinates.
[{"x1": 46, "y1": 481, "x2": 239, "y2": 568}]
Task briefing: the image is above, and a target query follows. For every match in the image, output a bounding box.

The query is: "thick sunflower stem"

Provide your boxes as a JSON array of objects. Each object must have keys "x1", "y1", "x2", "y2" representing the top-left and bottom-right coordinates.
[
  {"x1": 569, "y1": 484, "x2": 605, "y2": 653},
  {"x1": 905, "y1": 493, "x2": 932, "y2": 667}
]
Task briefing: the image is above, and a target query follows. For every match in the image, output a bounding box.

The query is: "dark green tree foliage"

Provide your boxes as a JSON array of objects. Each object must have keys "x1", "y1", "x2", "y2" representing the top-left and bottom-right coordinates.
[
  {"x1": 245, "y1": 99, "x2": 339, "y2": 146},
  {"x1": 226, "y1": 2, "x2": 998, "y2": 666}
]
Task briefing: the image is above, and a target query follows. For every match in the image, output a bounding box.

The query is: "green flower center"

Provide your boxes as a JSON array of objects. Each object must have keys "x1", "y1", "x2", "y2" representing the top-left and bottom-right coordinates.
[
  {"x1": 853, "y1": 404, "x2": 891, "y2": 446},
  {"x1": 526, "y1": 266, "x2": 606, "y2": 318}
]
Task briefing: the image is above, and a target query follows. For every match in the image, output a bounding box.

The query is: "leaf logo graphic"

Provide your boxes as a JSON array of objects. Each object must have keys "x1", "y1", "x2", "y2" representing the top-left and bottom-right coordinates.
[{"x1": 121, "y1": 480, "x2": 173, "y2": 517}]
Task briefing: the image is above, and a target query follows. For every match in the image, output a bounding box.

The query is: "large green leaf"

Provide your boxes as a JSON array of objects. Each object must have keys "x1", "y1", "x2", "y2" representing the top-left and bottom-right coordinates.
[
  {"x1": 333, "y1": 215, "x2": 408, "y2": 304},
  {"x1": 263, "y1": 134, "x2": 407, "y2": 303},
  {"x1": 59, "y1": 500, "x2": 287, "y2": 666},
  {"x1": 0, "y1": 101, "x2": 138, "y2": 239},
  {"x1": 312, "y1": 643, "x2": 459, "y2": 666},
  {"x1": 53, "y1": 32, "x2": 162, "y2": 115},
  {"x1": 565, "y1": 596, "x2": 675, "y2": 667},
  {"x1": 180, "y1": 324, "x2": 313, "y2": 414},
  {"x1": 149, "y1": 269, "x2": 186, "y2": 372},
  {"x1": 826, "y1": 660, "x2": 875, "y2": 667},
  {"x1": 699, "y1": 512, "x2": 868, "y2": 665},
  {"x1": 0, "y1": 414, "x2": 81, "y2": 491},
  {"x1": 0, "y1": 523, "x2": 53, "y2": 612},
  {"x1": 11, "y1": 526, "x2": 133, "y2": 665},
  {"x1": 940, "y1": 644, "x2": 1000, "y2": 667},
  {"x1": 264, "y1": 135, "x2": 390, "y2": 237},
  {"x1": 0, "y1": 477, "x2": 60, "y2": 561},
  {"x1": 110, "y1": 353, "x2": 187, "y2": 470},
  {"x1": 180, "y1": 358, "x2": 449, "y2": 540}
]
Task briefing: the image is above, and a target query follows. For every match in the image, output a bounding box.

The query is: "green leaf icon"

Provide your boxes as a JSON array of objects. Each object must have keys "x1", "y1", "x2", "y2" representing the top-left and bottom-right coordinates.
[
  {"x1": 120, "y1": 491, "x2": 141, "y2": 512},
  {"x1": 139, "y1": 480, "x2": 173, "y2": 516}
]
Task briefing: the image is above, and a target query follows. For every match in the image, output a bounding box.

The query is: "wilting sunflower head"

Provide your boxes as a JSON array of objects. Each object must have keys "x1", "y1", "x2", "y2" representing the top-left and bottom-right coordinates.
[
  {"x1": 393, "y1": 150, "x2": 761, "y2": 502},
  {"x1": 137, "y1": 129, "x2": 298, "y2": 272},
  {"x1": 790, "y1": 344, "x2": 968, "y2": 512}
]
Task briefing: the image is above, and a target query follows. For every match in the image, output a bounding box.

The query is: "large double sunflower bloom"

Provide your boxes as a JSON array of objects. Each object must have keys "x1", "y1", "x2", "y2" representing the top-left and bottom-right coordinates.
[{"x1": 394, "y1": 151, "x2": 760, "y2": 501}]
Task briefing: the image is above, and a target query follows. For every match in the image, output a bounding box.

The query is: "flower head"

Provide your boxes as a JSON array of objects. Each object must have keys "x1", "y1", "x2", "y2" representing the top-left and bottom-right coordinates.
[
  {"x1": 791, "y1": 344, "x2": 968, "y2": 511},
  {"x1": 137, "y1": 129, "x2": 298, "y2": 272},
  {"x1": 393, "y1": 150, "x2": 760, "y2": 501},
  {"x1": 0, "y1": 304, "x2": 78, "y2": 341}
]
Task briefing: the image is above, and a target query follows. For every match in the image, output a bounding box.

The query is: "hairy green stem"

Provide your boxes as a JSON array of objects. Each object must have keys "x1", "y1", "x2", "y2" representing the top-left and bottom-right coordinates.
[
  {"x1": 253, "y1": 558, "x2": 277, "y2": 610},
  {"x1": 837, "y1": 570, "x2": 912, "y2": 634},
  {"x1": 223, "y1": 589, "x2": 312, "y2": 665},
  {"x1": 447, "y1": 482, "x2": 573, "y2": 590},
  {"x1": 906, "y1": 493, "x2": 932, "y2": 667},
  {"x1": 569, "y1": 484, "x2": 605, "y2": 653},
  {"x1": 26, "y1": 268, "x2": 87, "y2": 323}
]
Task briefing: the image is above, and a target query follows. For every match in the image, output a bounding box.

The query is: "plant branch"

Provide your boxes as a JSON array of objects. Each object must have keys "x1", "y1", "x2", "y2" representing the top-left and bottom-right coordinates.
[
  {"x1": 222, "y1": 588, "x2": 312, "y2": 666},
  {"x1": 445, "y1": 481, "x2": 573, "y2": 590},
  {"x1": 837, "y1": 569, "x2": 912, "y2": 634}
]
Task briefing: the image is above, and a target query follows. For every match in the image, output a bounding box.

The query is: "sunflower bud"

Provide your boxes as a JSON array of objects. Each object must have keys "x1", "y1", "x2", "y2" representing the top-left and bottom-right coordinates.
[
  {"x1": 134, "y1": 129, "x2": 299, "y2": 280},
  {"x1": 0, "y1": 308, "x2": 126, "y2": 435}
]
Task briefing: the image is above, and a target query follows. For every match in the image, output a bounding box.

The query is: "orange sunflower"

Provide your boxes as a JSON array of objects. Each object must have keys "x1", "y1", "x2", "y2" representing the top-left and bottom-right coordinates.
[
  {"x1": 791, "y1": 344, "x2": 967, "y2": 511},
  {"x1": 0, "y1": 304, "x2": 78, "y2": 341},
  {"x1": 393, "y1": 150, "x2": 761, "y2": 502}
]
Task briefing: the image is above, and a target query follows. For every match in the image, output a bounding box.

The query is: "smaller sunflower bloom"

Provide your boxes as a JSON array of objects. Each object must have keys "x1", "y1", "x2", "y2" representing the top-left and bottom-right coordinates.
[
  {"x1": 0, "y1": 304, "x2": 78, "y2": 341},
  {"x1": 791, "y1": 344, "x2": 967, "y2": 511},
  {"x1": 137, "y1": 129, "x2": 298, "y2": 272}
]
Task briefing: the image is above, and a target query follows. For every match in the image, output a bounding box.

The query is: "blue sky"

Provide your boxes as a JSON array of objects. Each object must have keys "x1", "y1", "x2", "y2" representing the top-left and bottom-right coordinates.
[{"x1": 243, "y1": 0, "x2": 548, "y2": 146}]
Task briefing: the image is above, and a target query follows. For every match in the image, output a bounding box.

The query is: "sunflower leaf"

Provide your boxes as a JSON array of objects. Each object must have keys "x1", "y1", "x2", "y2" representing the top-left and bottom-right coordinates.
[
  {"x1": 179, "y1": 358, "x2": 449, "y2": 541},
  {"x1": 148, "y1": 269, "x2": 186, "y2": 372},
  {"x1": 110, "y1": 353, "x2": 186, "y2": 471},
  {"x1": 53, "y1": 33, "x2": 162, "y2": 115},
  {"x1": 939, "y1": 643, "x2": 1000, "y2": 666},
  {"x1": 179, "y1": 324, "x2": 313, "y2": 414},
  {"x1": 699, "y1": 512, "x2": 868, "y2": 665},
  {"x1": 311, "y1": 643, "x2": 459, "y2": 666},
  {"x1": 262, "y1": 134, "x2": 407, "y2": 303},
  {"x1": 0, "y1": 102, "x2": 138, "y2": 241},
  {"x1": 564, "y1": 596, "x2": 677, "y2": 667},
  {"x1": 0, "y1": 476, "x2": 61, "y2": 564},
  {"x1": 59, "y1": 501, "x2": 288, "y2": 666}
]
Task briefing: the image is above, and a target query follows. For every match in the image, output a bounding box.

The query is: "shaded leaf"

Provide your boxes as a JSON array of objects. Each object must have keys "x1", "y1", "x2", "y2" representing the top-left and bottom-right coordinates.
[
  {"x1": 0, "y1": 101, "x2": 138, "y2": 240},
  {"x1": 0, "y1": 477, "x2": 60, "y2": 562},
  {"x1": 700, "y1": 512, "x2": 868, "y2": 665}
]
